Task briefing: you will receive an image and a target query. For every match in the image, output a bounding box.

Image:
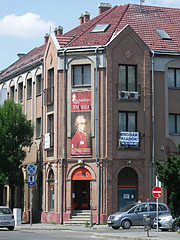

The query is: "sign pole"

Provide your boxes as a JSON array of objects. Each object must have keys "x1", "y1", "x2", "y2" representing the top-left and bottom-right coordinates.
[
  {"x1": 30, "y1": 187, "x2": 33, "y2": 226},
  {"x1": 156, "y1": 198, "x2": 159, "y2": 232}
]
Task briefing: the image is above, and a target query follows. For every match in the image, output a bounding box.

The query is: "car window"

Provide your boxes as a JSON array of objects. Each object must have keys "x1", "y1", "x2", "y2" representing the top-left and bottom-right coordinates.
[
  {"x1": 149, "y1": 204, "x2": 156, "y2": 211},
  {"x1": 136, "y1": 204, "x2": 147, "y2": 212},
  {"x1": 159, "y1": 204, "x2": 168, "y2": 211},
  {"x1": 0, "y1": 208, "x2": 12, "y2": 214}
]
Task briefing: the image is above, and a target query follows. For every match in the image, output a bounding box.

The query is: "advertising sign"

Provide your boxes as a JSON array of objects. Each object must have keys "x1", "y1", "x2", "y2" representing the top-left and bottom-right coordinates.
[
  {"x1": 71, "y1": 90, "x2": 91, "y2": 157},
  {"x1": 120, "y1": 132, "x2": 139, "y2": 146}
]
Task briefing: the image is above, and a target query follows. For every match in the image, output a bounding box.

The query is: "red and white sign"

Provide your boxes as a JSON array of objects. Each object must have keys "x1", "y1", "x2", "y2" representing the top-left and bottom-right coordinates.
[{"x1": 152, "y1": 186, "x2": 162, "y2": 198}]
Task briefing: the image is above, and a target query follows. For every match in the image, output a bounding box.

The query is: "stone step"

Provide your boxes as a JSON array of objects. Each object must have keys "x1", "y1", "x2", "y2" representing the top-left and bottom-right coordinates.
[{"x1": 64, "y1": 210, "x2": 91, "y2": 225}]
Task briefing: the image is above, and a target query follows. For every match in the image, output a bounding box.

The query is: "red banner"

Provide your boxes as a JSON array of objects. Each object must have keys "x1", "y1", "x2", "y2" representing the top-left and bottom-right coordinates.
[{"x1": 71, "y1": 90, "x2": 91, "y2": 157}]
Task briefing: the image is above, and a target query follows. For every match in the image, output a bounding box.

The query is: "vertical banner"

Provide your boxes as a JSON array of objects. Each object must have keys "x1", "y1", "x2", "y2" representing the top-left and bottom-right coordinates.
[{"x1": 71, "y1": 90, "x2": 91, "y2": 157}]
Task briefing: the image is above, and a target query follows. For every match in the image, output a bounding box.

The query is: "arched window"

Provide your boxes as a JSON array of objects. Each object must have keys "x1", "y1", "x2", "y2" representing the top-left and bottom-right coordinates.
[
  {"x1": 48, "y1": 169, "x2": 54, "y2": 211},
  {"x1": 118, "y1": 167, "x2": 138, "y2": 211}
]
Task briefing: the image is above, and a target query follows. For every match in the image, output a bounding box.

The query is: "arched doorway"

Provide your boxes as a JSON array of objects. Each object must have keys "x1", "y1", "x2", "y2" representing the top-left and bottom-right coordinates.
[
  {"x1": 118, "y1": 167, "x2": 138, "y2": 211},
  {"x1": 72, "y1": 167, "x2": 92, "y2": 210}
]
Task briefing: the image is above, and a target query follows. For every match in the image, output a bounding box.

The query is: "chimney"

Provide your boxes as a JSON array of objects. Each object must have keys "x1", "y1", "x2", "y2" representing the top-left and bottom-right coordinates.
[
  {"x1": 83, "y1": 11, "x2": 90, "y2": 23},
  {"x1": 17, "y1": 53, "x2": 25, "y2": 59},
  {"x1": 98, "y1": 3, "x2": 112, "y2": 15},
  {"x1": 44, "y1": 33, "x2": 49, "y2": 43},
  {"x1": 54, "y1": 26, "x2": 63, "y2": 36},
  {"x1": 79, "y1": 13, "x2": 84, "y2": 25}
]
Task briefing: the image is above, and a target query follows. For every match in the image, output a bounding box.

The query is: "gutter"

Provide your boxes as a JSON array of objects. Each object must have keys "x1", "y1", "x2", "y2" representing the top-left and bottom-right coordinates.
[
  {"x1": 60, "y1": 48, "x2": 67, "y2": 224},
  {"x1": 151, "y1": 50, "x2": 155, "y2": 192}
]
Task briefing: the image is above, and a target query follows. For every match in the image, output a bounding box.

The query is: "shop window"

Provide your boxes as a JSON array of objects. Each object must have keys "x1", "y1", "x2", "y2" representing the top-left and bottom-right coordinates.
[{"x1": 72, "y1": 65, "x2": 91, "y2": 86}]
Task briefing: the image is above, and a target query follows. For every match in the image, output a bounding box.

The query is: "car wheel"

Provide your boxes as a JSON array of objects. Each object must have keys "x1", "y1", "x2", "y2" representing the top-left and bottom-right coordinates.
[
  {"x1": 172, "y1": 223, "x2": 180, "y2": 232},
  {"x1": 8, "y1": 226, "x2": 14, "y2": 231},
  {"x1": 112, "y1": 226, "x2": 120, "y2": 229},
  {"x1": 121, "y1": 220, "x2": 131, "y2": 229}
]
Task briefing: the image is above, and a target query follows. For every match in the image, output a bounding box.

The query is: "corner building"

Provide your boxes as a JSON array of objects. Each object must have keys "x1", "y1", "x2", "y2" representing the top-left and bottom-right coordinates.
[{"x1": 1, "y1": 3, "x2": 180, "y2": 224}]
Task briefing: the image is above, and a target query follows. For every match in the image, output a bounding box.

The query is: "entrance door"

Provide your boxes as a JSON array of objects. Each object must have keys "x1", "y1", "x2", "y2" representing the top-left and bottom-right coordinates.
[
  {"x1": 71, "y1": 167, "x2": 92, "y2": 210},
  {"x1": 73, "y1": 180, "x2": 90, "y2": 210}
]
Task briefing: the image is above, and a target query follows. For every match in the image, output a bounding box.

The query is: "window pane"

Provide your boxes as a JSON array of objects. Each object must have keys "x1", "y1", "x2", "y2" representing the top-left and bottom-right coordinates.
[
  {"x1": 27, "y1": 79, "x2": 32, "y2": 99},
  {"x1": 83, "y1": 65, "x2": 91, "y2": 85},
  {"x1": 128, "y1": 113, "x2": 136, "y2": 132},
  {"x1": 128, "y1": 66, "x2": 136, "y2": 91},
  {"x1": 36, "y1": 74, "x2": 42, "y2": 95},
  {"x1": 177, "y1": 115, "x2": 180, "y2": 133},
  {"x1": 169, "y1": 114, "x2": 175, "y2": 133},
  {"x1": 119, "y1": 112, "x2": 126, "y2": 132},
  {"x1": 168, "y1": 69, "x2": 174, "y2": 87},
  {"x1": 176, "y1": 70, "x2": 180, "y2": 88},
  {"x1": 73, "y1": 66, "x2": 81, "y2": 85},
  {"x1": 119, "y1": 66, "x2": 126, "y2": 91}
]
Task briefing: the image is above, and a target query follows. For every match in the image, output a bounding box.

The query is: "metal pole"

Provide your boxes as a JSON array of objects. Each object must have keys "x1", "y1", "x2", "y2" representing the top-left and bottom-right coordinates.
[
  {"x1": 156, "y1": 198, "x2": 159, "y2": 232},
  {"x1": 30, "y1": 187, "x2": 33, "y2": 226},
  {"x1": 90, "y1": 182, "x2": 93, "y2": 227}
]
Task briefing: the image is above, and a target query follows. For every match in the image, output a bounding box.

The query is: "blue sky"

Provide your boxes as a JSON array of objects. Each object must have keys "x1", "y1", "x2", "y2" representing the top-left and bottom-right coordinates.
[{"x1": 0, "y1": 0, "x2": 180, "y2": 71}]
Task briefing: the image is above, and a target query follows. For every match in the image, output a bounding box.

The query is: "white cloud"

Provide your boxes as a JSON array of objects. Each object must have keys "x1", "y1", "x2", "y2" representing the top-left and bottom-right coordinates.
[{"x1": 0, "y1": 13, "x2": 55, "y2": 38}]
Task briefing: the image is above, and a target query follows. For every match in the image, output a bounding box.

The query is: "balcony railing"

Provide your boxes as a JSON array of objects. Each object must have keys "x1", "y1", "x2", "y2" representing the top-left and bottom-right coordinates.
[{"x1": 44, "y1": 87, "x2": 54, "y2": 105}]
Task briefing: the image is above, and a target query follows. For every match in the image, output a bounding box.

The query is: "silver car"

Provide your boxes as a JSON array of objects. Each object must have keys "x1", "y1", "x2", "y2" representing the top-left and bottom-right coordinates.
[
  {"x1": 0, "y1": 206, "x2": 15, "y2": 230},
  {"x1": 108, "y1": 202, "x2": 169, "y2": 229},
  {"x1": 153, "y1": 213, "x2": 180, "y2": 231}
]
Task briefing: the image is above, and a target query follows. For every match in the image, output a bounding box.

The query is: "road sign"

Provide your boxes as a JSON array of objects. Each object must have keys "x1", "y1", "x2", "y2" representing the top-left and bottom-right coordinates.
[
  {"x1": 26, "y1": 164, "x2": 37, "y2": 174},
  {"x1": 152, "y1": 186, "x2": 162, "y2": 198},
  {"x1": 27, "y1": 174, "x2": 36, "y2": 186}
]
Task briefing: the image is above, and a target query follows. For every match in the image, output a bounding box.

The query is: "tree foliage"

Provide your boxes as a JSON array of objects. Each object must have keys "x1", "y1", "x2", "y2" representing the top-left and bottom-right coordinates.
[
  {"x1": 155, "y1": 154, "x2": 180, "y2": 217},
  {"x1": 0, "y1": 99, "x2": 34, "y2": 186}
]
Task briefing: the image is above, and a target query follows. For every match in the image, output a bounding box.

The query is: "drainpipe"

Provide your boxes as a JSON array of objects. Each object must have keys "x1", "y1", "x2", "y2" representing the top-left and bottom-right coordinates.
[
  {"x1": 151, "y1": 50, "x2": 155, "y2": 192},
  {"x1": 95, "y1": 47, "x2": 101, "y2": 224},
  {"x1": 60, "y1": 49, "x2": 67, "y2": 224},
  {"x1": 40, "y1": 60, "x2": 44, "y2": 210}
]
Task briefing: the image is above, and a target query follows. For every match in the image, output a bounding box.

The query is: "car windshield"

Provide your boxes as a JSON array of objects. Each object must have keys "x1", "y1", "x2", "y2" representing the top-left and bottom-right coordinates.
[
  {"x1": 0, "y1": 208, "x2": 12, "y2": 214},
  {"x1": 120, "y1": 203, "x2": 136, "y2": 212}
]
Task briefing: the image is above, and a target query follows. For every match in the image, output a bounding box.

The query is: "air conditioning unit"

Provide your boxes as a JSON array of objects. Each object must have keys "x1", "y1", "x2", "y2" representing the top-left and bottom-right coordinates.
[
  {"x1": 119, "y1": 91, "x2": 129, "y2": 99},
  {"x1": 129, "y1": 91, "x2": 138, "y2": 100}
]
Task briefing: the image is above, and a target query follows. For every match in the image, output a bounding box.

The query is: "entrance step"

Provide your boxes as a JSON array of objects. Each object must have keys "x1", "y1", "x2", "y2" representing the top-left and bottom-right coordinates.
[{"x1": 64, "y1": 210, "x2": 91, "y2": 225}]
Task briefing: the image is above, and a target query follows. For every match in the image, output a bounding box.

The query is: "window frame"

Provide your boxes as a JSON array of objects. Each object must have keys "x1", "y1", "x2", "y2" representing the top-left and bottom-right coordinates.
[
  {"x1": 169, "y1": 113, "x2": 180, "y2": 134},
  {"x1": 27, "y1": 78, "x2": 32, "y2": 99},
  {"x1": 118, "y1": 65, "x2": 137, "y2": 91},
  {"x1": 18, "y1": 82, "x2": 23, "y2": 102},
  {"x1": 36, "y1": 117, "x2": 41, "y2": 139},
  {"x1": 36, "y1": 74, "x2": 42, "y2": 96},
  {"x1": 72, "y1": 64, "x2": 91, "y2": 87},
  {"x1": 118, "y1": 111, "x2": 137, "y2": 133},
  {"x1": 168, "y1": 68, "x2": 180, "y2": 88}
]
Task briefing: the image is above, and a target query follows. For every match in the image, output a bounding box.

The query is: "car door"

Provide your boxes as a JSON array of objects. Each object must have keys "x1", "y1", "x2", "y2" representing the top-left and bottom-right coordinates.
[{"x1": 131, "y1": 204, "x2": 148, "y2": 226}]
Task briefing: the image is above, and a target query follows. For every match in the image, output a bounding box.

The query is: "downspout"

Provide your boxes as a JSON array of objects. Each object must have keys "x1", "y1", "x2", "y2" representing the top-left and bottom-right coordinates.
[
  {"x1": 151, "y1": 50, "x2": 155, "y2": 191},
  {"x1": 95, "y1": 47, "x2": 101, "y2": 224},
  {"x1": 40, "y1": 59, "x2": 44, "y2": 210},
  {"x1": 60, "y1": 49, "x2": 67, "y2": 224}
]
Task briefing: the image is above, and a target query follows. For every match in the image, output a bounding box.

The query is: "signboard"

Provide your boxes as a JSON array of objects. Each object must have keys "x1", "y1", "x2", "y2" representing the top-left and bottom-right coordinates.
[
  {"x1": 44, "y1": 133, "x2": 50, "y2": 149},
  {"x1": 26, "y1": 164, "x2": 37, "y2": 174},
  {"x1": 27, "y1": 174, "x2": 36, "y2": 186},
  {"x1": 120, "y1": 132, "x2": 139, "y2": 146},
  {"x1": 152, "y1": 186, "x2": 162, "y2": 198},
  {"x1": 71, "y1": 90, "x2": 91, "y2": 157}
]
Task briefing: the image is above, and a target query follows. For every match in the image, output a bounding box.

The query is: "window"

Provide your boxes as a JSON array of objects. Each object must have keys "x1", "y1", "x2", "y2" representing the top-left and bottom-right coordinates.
[
  {"x1": 18, "y1": 82, "x2": 23, "y2": 102},
  {"x1": 156, "y1": 29, "x2": 171, "y2": 40},
  {"x1": 47, "y1": 114, "x2": 54, "y2": 147},
  {"x1": 10, "y1": 86, "x2": 15, "y2": 100},
  {"x1": 72, "y1": 65, "x2": 91, "y2": 86},
  {"x1": 136, "y1": 204, "x2": 147, "y2": 213},
  {"x1": 48, "y1": 170, "x2": 54, "y2": 211},
  {"x1": 27, "y1": 78, "x2": 32, "y2": 99},
  {"x1": 169, "y1": 114, "x2": 180, "y2": 134},
  {"x1": 36, "y1": 118, "x2": 41, "y2": 138},
  {"x1": 119, "y1": 112, "x2": 137, "y2": 133},
  {"x1": 149, "y1": 204, "x2": 156, "y2": 211},
  {"x1": 168, "y1": 68, "x2": 180, "y2": 88},
  {"x1": 91, "y1": 24, "x2": 110, "y2": 33},
  {"x1": 36, "y1": 74, "x2": 42, "y2": 96},
  {"x1": 119, "y1": 65, "x2": 137, "y2": 91},
  {"x1": 48, "y1": 68, "x2": 54, "y2": 102}
]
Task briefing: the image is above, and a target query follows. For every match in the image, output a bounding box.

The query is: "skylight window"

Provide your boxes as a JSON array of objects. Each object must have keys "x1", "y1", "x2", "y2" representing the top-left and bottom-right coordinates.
[
  {"x1": 156, "y1": 29, "x2": 172, "y2": 40},
  {"x1": 91, "y1": 24, "x2": 110, "y2": 33}
]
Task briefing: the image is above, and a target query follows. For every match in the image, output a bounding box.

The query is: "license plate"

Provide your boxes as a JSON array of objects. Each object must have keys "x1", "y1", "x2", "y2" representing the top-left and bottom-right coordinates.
[{"x1": 1, "y1": 222, "x2": 8, "y2": 225}]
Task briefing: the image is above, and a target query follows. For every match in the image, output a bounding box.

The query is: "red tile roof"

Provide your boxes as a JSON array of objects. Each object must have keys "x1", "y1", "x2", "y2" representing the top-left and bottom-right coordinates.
[
  {"x1": 0, "y1": 44, "x2": 46, "y2": 80},
  {"x1": 57, "y1": 4, "x2": 180, "y2": 51}
]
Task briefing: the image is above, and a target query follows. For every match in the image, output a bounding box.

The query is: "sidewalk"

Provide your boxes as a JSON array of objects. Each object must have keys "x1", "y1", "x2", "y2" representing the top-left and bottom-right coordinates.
[{"x1": 15, "y1": 223, "x2": 180, "y2": 240}]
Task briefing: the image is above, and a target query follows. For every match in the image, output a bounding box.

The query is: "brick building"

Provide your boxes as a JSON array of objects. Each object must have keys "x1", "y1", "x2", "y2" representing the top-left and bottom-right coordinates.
[{"x1": 0, "y1": 3, "x2": 180, "y2": 224}]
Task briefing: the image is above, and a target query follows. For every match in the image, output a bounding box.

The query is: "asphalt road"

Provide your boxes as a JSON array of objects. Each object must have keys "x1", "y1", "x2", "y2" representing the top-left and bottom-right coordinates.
[{"x1": 0, "y1": 229, "x2": 109, "y2": 240}]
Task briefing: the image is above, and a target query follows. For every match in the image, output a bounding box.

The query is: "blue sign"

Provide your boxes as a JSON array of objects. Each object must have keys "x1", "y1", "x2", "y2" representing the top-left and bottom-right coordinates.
[
  {"x1": 27, "y1": 164, "x2": 37, "y2": 174},
  {"x1": 120, "y1": 132, "x2": 139, "y2": 146},
  {"x1": 27, "y1": 174, "x2": 36, "y2": 186}
]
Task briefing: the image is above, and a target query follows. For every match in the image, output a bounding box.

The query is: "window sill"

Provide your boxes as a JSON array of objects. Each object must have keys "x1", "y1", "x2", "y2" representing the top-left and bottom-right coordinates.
[{"x1": 169, "y1": 133, "x2": 180, "y2": 136}]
